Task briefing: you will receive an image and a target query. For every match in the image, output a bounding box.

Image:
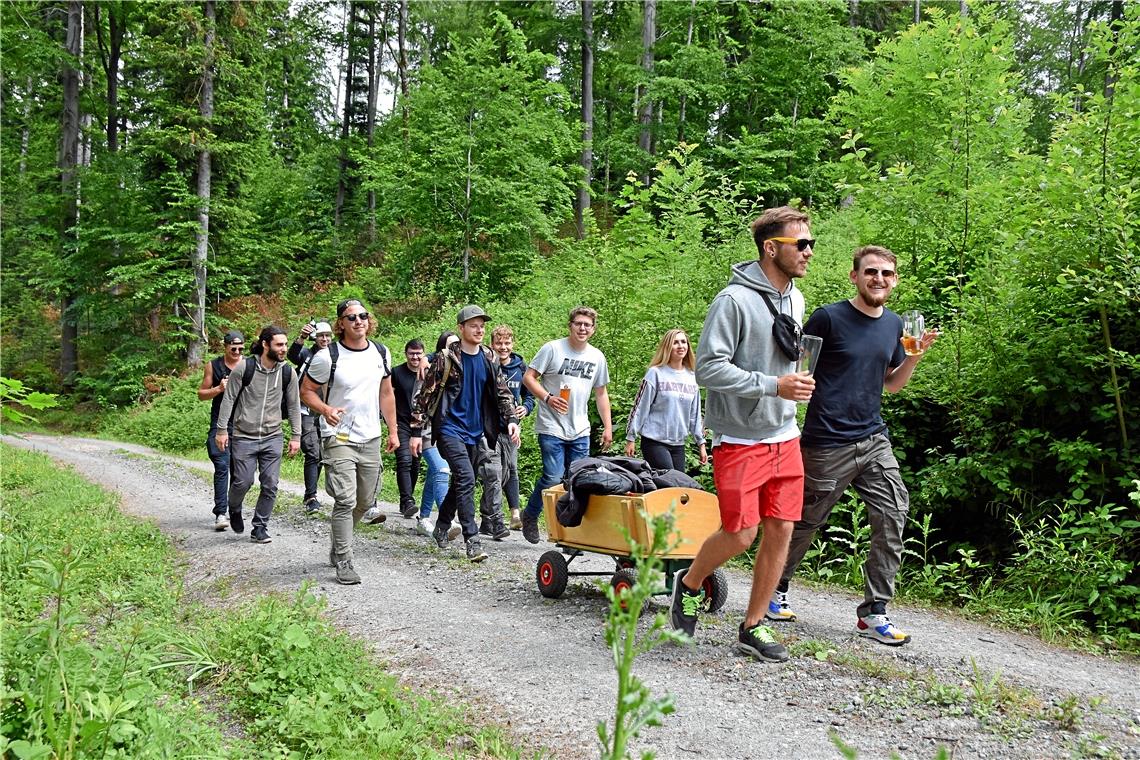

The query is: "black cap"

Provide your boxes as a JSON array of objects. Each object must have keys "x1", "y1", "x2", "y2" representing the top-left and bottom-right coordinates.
[
  {"x1": 336, "y1": 299, "x2": 365, "y2": 318},
  {"x1": 223, "y1": 330, "x2": 244, "y2": 345}
]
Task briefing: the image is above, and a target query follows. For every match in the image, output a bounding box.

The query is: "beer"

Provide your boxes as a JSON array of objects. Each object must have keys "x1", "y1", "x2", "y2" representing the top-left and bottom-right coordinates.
[
  {"x1": 559, "y1": 383, "x2": 571, "y2": 404},
  {"x1": 901, "y1": 311, "x2": 925, "y2": 356},
  {"x1": 902, "y1": 335, "x2": 921, "y2": 356},
  {"x1": 334, "y1": 410, "x2": 353, "y2": 442}
]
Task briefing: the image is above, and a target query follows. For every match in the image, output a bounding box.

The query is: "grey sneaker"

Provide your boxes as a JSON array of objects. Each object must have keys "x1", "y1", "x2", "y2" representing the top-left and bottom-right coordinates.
[
  {"x1": 362, "y1": 506, "x2": 386, "y2": 525},
  {"x1": 521, "y1": 513, "x2": 540, "y2": 544},
  {"x1": 737, "y1": 621, "x2": 788, "y2": 662},
  {"x1": 432, "y1": 523, "x2": 451, "y2": 549},
  {"x1": 335, "y1": 557, "x2": 361, "y2": 585},
  {"x1": 214, "y1": 514, "x2": 228, "y2": 532},
  {"x1": 416, "y1": 517, "x2": 435, "y2": 537},
  {"x1": 669, "y1": 568, "x2": 704, "y2": 638},
  {"x1": 466, "y1": 539, "x2": 488, "y2": 563},
  {"x1": 250, "y1": 526, "x2": 272, "y2": 544}
]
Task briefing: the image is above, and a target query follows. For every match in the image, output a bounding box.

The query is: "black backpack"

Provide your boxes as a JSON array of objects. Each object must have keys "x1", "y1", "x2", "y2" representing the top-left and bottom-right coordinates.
[{"x1": 323, "y1": 340, "x2": 390, "y2": 401}]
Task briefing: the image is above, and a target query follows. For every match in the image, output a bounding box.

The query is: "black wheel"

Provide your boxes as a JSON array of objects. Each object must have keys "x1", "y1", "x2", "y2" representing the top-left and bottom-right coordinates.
[
  {"x1": 701, "y1": 568, "x2": 729, "y2": 614},
  {"x1": 610, "y1": 568, "x2": 642, "y2": 615},
  {"x1": 536, "y1": 551, "x2": 568, "y2": 598}
]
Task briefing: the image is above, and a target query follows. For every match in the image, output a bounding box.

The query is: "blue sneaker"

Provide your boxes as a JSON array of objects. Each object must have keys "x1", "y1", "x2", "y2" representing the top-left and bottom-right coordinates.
[
  {"x1": 856, "y1": 613, "x2": 911, "y2": 646},
  {"x1": 765, "y1": 590, "x2": 797, "y2": 622}
]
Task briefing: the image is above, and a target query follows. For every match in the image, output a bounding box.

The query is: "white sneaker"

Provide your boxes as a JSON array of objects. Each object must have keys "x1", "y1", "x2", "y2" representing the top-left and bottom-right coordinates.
[
  {"x1": 214, "y1": 514, "x2": 228, "y2": 532},
  {"x1": 416, "y1": 517, "x2": 434, "y2": 537},
  {"x1": 857, "y1": 613, "x2": 912, "y2": 646},
  {"x1": 362, "y1": 506, "x2": 386, "y2": 525}
]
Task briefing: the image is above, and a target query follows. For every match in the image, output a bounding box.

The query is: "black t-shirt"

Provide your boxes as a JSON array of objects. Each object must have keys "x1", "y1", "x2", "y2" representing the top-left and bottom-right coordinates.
[
  {"x1": 392, "y1": 363, "x2": 419, "y2": 428},
  {"x1": 801, "y1": 300, "x2": 905, "y2": 448}
]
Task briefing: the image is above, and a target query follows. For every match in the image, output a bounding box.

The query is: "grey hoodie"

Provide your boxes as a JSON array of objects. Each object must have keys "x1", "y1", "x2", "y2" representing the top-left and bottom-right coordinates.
[
  {"x1": 216, "y1": 358, "x2": 302, "y2": 441},
  {"x1": 695, "y1": 260, "x2": 804, "y2": 441}
]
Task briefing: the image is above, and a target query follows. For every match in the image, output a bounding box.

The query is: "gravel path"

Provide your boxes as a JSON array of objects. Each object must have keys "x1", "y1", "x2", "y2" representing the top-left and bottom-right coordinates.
[{"x1": 4, "y1": 433, "x2": 1137, "y2": 760}]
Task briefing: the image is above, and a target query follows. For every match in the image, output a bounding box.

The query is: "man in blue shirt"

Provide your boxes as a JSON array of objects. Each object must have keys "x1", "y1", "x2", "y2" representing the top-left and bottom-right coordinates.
[
  {"x1": 410, "y1": 306, "x2": 520, "y2": 562},
  {"x1": 771, "y1": 245, "x2": 936, "y2": 645}
]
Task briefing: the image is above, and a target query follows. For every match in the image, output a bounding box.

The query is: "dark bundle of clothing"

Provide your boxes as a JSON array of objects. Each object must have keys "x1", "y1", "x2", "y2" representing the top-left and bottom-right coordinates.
[{"x1": 555, "y1": 455, "x2": 704, "y2": 528}]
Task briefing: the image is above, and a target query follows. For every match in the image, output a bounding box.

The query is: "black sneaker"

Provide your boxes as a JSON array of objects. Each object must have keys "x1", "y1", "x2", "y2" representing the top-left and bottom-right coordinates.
[
  {"x1": 250, "y1": 526, "x2": 272, "y2": 544},
  {"x1": 432, "y1": 523, "x2": 451, "y2": 549},
  {"x1": 491, "y1": 522, "x2": 511, "y2": 541},
  {"x1": 478, "y1": 519, "x2": 493, "y2": 536},
  {"x1": 521, "y1": 513, "x2": 540, "y2": 544},
  {"x1": 737, "y1": 621, "x2": 789, "y2": 663},
  {"x1": 399, "y1": 502, "x2": 418, "y2": 519},
  {"x1": 229, "y1": 510, "x2": 245, "y2": 534},
  {"x1": 304, "y1": 499, "x2": 321, "y2": 514},
  {"x1": 669, "y1": 568, "x2": 705, "y2": 638},
  {"x1": 466, "y1": 539, "x2": 488, "y2": 563}
]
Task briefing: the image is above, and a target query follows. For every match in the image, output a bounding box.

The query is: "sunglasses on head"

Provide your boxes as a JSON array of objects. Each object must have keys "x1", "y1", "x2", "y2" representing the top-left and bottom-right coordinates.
[
  {"x1": 343, "y1": 312, "x2": 369, "y2": 322},
  {"x1": 766, "y1": 237, "x2": 816, "y2": 252}
]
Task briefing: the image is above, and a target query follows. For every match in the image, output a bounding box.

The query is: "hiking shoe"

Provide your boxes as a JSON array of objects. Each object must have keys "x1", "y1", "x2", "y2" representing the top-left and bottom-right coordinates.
[
  {"x1": 214, "y1": 514, "x2": 228, "y2": 532},
  {"x1": 400, "y1": 503, "x2": 418, "y2": 519},
  {"x1": 856, "y1": 614, "x2": 911, "y2": 646},
  {"x1": 416, "y1": 517, "x2": 435, "y2": 537},
  {"x1": 765, "y1": 590, "x2": 798, "y2": 622},
  {"x1": 304, "y1": 499, "x2": 321, "y2": 514},
  {"x1": 362, "y1": 506, "x2": 386, "y2": 525},
  {"x1": 250, "y1": 526, "x2": 272, "y2": 544},
  {"x1": 491, "y1": 522, "x2": 511, "y2": 541},
  {"x1": 737, "y1": 621, "x2": 789, "y2": 662},
  {"x1": 432, "y1": 523, "x2": 451, "y2": 549},
  {"x1": 229, "y1": 510, "x2": 245, "y2": 534},
  {"x1": 466, "y1": 539, "x2": 488, "y2": 563},
  {"x1": 669, "y1": 568, "x2": 705, "y2": 638},
  {"x1": 447, "y1": 525, "x2": 462, "y2": 541},
  {"x1": 510, "y1": 512, "x2": 522, "y2": 530},
  {"x1": 335, "y1": 557, "x2": 361, "y2": 585},
  {"x1": 479, "y1": 520, "x2": 493, "y2": 537},
  {"x1": 521, "y1": 513, "x2": 540, "y2": 544}
]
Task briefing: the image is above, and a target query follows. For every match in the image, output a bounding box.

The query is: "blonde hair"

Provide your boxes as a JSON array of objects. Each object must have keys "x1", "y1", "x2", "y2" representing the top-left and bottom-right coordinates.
[
  {"x1": 491, "y1": 324, "x2": 514, "y2": 342},
  {"x1": 648, "y1": 329, "x2": 694, "y2": 371}
]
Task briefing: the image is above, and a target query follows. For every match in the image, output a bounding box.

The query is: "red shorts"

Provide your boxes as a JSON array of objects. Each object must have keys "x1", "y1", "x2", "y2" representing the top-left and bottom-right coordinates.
[{"x1": 712, "y1": 439, "x2": 804, "y2": 532}]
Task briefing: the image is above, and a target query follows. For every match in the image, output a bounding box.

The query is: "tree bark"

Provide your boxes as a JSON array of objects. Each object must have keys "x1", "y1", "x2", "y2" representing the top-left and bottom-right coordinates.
[
  {"x1": 575, "y1": 0, "x2": 594, "y2": 239},
  {"x1": 677, "y1": 0, "x2": 694, "y2": 143},
  {"x1": 60, "y1": 0, "x2": 83, "y2": 384},
  {"x1": 914, "y1": 0, "x2": 920, "y2": 25},
  {"x1": 366, "y1": 3, "x2": 380, "y2": 239},
  {"x1": 189, "y1": 0, "x2": 215, "y2": 368},
  {"x1": 335, "y1": 0, "x2": 355, "y2": 226},
  {"x1": 94, "y1": 3, "x2": 124, "y2": 152},
  {"x1": 637, "y1": 0, "x2": 655, "y2": 186},
  {"x1": 398, "y1": 0, "x2": 409, "y2": 138}
]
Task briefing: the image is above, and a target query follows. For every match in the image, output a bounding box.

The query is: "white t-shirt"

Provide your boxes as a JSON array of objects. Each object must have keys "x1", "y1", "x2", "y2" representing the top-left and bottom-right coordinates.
[
  {"x1": 530, "y1": 338, "x2": 609, "y2": 441},
  {"x1": 305, "y1": 340, "x2": 391, "y2": 442}
]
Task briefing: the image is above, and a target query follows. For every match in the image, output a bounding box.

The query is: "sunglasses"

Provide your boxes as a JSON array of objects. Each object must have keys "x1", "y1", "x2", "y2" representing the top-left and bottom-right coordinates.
[
  {"x1": 766, "y1": 237, "x2": 816, "y2": 252},
  {"x1": 227, "y1": 344, "x2": 245, "y2": 350},
  {"x1": 343, "y1": 312, "x2": 370, "y2": 322},
  {"x1": 862, "y1": 267, "x2": 896, "y2": 278}
]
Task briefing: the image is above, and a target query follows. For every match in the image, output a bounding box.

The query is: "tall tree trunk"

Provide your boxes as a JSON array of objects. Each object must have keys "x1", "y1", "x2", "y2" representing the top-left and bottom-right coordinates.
[
  {"x1": 677, "y1": 0, "x2": 694, "y2": 143},
  {"x1": 335, "y1": 1, "x2": 358, "y2": 227},
  {"x1": 463, "y1": 115, "x2": 474, "y2": 283},
  {"x1": 914, "y1": 0, "x2": 920, "y2": 24},
  {"x1": 848, "y1": 0, "x2": 859, "y2": 27},
  {"x1": 94, "y1": 3, "x2": 124, "y2": 152},
  {"x1": 575, "y1": 0, "x2": 594, "y2": 239},
  {"x1": 637, "y1": 0, "x2": 655, "y2": 186},
  {"x1": 19, "y1": 76, "x2": 32, "y2": 176},
  {"x1": 366, "y1": 3, "x2": 380, "y2": 240},
  {"x1": 189, "y1": 0, "x2": 215, "y2": 368},
  {"x1": 60, "y1": 0, "x2": 83, "y2": 385}
]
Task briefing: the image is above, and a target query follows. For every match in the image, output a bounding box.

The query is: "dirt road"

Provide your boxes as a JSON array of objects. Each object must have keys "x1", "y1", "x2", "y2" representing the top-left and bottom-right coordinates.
[{"x1": 4, "y1": 433, "x2": 1137, "y2": 759}]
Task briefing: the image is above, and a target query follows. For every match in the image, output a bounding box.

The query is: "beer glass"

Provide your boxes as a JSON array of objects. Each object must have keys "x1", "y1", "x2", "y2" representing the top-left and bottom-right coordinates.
[
  {"x1": 798, "y1": 335, "x2": 823, "y2": 375},
  {"x1": 558, "y1": 382, "x2": 571, "y2": 408},
  {"x1": 901, "y1": 311, "x2": 924, "y2": 356}
]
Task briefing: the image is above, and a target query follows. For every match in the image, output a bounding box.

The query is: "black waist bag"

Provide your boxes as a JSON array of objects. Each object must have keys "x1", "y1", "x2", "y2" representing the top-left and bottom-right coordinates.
[{"x1": 760, "y1": 292, "x2": 803, "y2": 362}]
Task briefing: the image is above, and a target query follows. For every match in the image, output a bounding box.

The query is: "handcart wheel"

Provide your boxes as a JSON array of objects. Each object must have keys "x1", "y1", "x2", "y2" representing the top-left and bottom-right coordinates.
[
  {"x1": 536, "y1": 551, "x2": 568, "y2": 598},
  {"x1": 610, "y1": 568, "x2": 642, "y2": 615},
  {"x1": 702, "y1": 568, "x2": 729, "y2": 614}
]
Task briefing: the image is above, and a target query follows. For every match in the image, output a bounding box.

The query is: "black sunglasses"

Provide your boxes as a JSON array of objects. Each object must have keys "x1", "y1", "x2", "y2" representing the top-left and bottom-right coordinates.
[
  {"x1": 343, "y1": 312, "x2": 370, "y2": 322},
  {"x1": 766, "y1": 236, "x2": 816, "y2": 252}
]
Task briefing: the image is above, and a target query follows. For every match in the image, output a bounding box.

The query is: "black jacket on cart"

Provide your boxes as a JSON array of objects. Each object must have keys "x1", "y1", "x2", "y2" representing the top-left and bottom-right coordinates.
[{"x1": 555, "y1": 455, "x2": 703, "y2": 528}]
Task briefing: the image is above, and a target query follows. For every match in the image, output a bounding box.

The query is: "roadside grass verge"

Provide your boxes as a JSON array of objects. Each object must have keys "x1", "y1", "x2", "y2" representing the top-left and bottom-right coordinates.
[{"x1": 0, "y1": 444, "x2": 526, "y2": 758}]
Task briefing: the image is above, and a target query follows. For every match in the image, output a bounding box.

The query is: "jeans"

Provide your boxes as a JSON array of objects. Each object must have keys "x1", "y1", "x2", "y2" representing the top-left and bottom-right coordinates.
[
  {"x1": 523, "y1": 434, "x2": 590, "y2": 519},
  {"x1": 641, "y1": 436, "x2": 685, "y2": 471},
  {"x1": 300, "y1": 414, "x2": 323, "y2": 502},
  {"x1": 780, "y1": 434, "x2": 909, "y2": 618},
  {"x1": 395, "y1": 425, "x2": 422, "y2": 512},
  {"x1": 323, "y1": 436, "x2": 383, "y2": 559},
  {"x1": 227, "y1": 434, "x2": 284, "y2": 529},
  {"x1": 419, "y1": 445, "x2": 451, "y2": 519},
  {"x1": 435, "y1": 435, "x2": 480, "y2": 541},
  {"x1": 206, "y1": 427, "x2": 229, "y2": 515}
]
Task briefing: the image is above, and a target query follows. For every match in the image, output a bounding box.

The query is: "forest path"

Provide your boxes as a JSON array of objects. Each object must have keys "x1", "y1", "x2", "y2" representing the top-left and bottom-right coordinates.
[{"x1": 4, "y1": 433, "x2": 1137, "y2": 760}]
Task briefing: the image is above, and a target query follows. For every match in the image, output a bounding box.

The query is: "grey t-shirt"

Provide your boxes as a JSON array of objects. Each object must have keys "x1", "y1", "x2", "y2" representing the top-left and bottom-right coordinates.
[{"x1": 530, "y1": 338, "x2": 609, "y2": 441}]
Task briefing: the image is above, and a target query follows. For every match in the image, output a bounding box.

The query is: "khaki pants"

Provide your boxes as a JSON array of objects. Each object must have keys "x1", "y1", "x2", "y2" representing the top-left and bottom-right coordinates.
[{"x1": 322, "y1": 437, "x2": 382, "y2": 558}]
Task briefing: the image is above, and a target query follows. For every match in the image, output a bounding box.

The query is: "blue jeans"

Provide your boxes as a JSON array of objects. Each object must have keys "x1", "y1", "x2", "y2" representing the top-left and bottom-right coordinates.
[
  {"x1": 419, "y1": 445, "x2": 451, "y2": 519},
  {"x1": 523, "y1": 434, "x2": 590, "y2": 519},
  {"x1": 206, "y1": 427, "x2": 229, "y2": 515}
]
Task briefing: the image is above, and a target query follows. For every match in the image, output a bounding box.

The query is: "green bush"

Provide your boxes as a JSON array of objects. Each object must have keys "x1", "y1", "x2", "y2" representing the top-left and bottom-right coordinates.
[{"x1": 105, "y1": 375, "x2": 211, "y2": 454}]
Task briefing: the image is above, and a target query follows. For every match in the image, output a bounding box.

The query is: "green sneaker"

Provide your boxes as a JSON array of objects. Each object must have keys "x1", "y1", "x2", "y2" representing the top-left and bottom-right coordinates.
[{"x1": 737, "y1": 621, "x2": 788, "y2": 663}]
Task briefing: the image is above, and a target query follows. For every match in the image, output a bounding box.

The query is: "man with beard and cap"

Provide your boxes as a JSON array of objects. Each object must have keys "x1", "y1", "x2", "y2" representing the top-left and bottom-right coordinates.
[
  {"x1": 215, "y1": 325, "x2": 302, "y2": 544},
  {"x1": 771, "y1": 245, "x2": 936, "y2": 646}
]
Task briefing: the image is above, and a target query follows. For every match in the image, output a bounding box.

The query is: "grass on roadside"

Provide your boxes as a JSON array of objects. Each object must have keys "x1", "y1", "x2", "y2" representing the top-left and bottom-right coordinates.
[{"x1": 0, "y1": 444, "x2": 529, "y2": 759}]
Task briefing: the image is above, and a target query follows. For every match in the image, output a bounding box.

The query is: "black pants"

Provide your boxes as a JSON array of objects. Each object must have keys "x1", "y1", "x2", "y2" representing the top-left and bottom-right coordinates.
[
  {"x1": 394, "y1": 425, "x2": 422, "y2": 511},
  {"x1": 435, "y1": 435, "x2": 480, "y2": 541},
  {"x1": 641, "y1": 436, "x2": 685, "y2": 471}
]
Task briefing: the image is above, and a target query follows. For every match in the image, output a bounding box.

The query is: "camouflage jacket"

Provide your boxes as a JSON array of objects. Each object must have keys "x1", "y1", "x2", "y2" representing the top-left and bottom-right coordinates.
[{"x1": 410, "y1": 344, "x2": 517, "y2": 447}]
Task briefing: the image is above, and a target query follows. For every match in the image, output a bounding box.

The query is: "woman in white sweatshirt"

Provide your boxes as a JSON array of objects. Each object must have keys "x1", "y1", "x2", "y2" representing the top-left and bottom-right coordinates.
[{"x1": 624, "y1": 329, "x2": 708, "y2": 471}]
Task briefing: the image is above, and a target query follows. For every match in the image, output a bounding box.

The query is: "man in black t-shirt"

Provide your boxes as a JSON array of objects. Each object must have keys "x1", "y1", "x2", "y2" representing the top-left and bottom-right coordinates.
[
  {"x1": 392, "y1": 339, "x2": 427, "y2": 518},
  {"x1": 771, "y1": 245, "x2": 936, "y2": 646}
]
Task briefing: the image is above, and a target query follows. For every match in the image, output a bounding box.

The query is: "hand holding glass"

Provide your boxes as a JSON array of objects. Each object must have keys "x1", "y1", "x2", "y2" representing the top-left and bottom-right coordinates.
[
  {"x1": 901, "y1": 311, "x2": 925, "y2": 356},
  {"x1": 797, "y1": 335, "x2": 823, "y2": 375}
]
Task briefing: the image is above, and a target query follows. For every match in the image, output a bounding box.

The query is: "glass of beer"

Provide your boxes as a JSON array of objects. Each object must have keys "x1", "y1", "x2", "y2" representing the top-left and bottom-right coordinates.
[
  {"x1": 558, "y1": 382, "x2": 571, "y2": 410},
  {"x1": 797, "y1": 335, "x2": 823, "y2": 375},
  {"x1": 901, "y1": 311, "x2": 924, "y2": 356}
]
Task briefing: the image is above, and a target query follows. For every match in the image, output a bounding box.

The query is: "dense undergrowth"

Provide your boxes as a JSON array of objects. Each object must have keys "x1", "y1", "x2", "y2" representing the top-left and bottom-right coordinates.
[{"x1": 0, "y1": 445, "x2": 525, "y2": 758}]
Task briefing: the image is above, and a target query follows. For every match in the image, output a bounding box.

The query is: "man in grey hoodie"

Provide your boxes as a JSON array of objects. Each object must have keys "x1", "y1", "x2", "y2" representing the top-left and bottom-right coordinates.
[
  {"x1": 670, "y1": 206, "x2": 816, "y2": 663},
  {"x1": 216, "y1": 325, "x2": 302, "y2": 544}
]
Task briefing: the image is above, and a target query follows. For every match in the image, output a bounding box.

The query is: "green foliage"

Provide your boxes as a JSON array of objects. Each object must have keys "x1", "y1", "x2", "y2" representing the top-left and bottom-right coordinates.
[
  {"x1": 0, "y1": 377, "x2": 59, "y2": 426},
  {"x1": 598, "y1": 508, "x2": 685, "y2": 760},
  {"x1": 105, "y1": 375, "x2": 210, "y2": 454}
]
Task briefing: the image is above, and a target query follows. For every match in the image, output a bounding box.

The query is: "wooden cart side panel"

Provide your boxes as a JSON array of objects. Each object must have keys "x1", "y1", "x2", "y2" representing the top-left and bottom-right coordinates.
[
  {"x1": 633, "y1": 488, "x2": 723, "y2": 558},
  {"x1": 543, "y1": 487, "x2": 636, "y2": 554}
]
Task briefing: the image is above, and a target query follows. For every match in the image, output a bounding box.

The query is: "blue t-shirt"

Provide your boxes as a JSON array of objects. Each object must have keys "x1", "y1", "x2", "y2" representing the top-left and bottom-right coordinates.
[
  {"x1": 801, "y1": 301, "x2": 906, "y2": 448},
  {"x1": 440, "y1": 350, "x2": 487, "y2": 445}
]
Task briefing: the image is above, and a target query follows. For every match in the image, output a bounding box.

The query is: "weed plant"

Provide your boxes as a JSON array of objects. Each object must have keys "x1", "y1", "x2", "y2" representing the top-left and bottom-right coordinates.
[{"x1": 0, "y1": 445, "x2": 524, "y2": 758}]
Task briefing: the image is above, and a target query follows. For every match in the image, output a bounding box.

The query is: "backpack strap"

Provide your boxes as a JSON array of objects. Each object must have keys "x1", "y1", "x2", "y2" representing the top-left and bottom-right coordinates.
[
  {"x1": 370, "y1": 340, "x2": 391, "y2": 376},
  {"x1": 325, "y1": 342, "x2": 340, "y2": 402}
]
